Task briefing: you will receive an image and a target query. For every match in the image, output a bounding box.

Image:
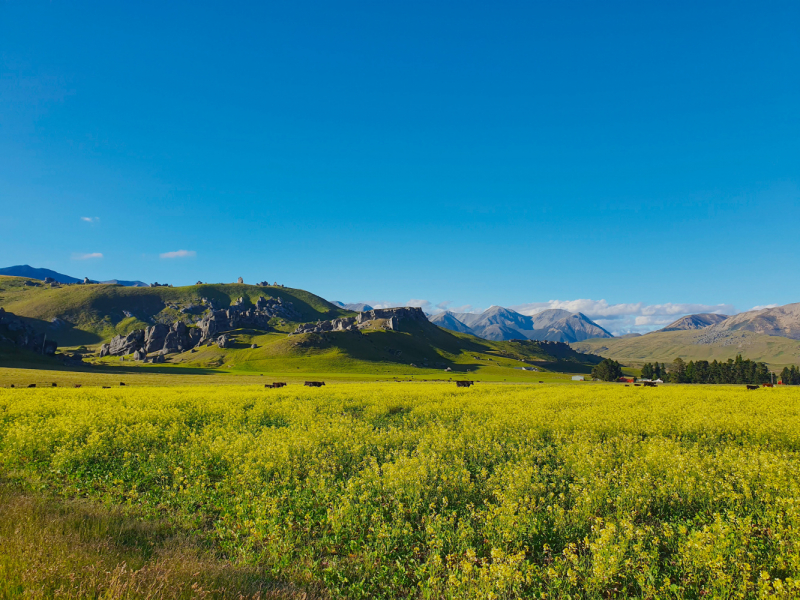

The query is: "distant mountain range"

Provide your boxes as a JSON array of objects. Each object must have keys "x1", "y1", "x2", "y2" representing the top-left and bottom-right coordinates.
[
  {"x1": 654, "y1": 305, "x2": 800, "y2": 340},
  {"x1": 0, "y1": 265, "x2": 81, "y2": 284},
  {"x1": 574, "y1": 303, "x2": 800, "y2": 368},
  {"x1": 0, "y1": 265, "x2": 147, "y2": 287},
  {"x1": 429, "y1": 306, "x2": 613, "y2": 343}
]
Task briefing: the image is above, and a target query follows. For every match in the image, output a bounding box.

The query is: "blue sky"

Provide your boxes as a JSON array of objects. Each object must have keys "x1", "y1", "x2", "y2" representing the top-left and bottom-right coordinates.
[{"x1": 1, "y1": 1, "x2": 798, "y2": 333}]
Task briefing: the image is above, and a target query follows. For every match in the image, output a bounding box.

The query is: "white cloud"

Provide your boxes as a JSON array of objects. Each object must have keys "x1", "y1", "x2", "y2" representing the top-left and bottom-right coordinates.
[
  {"x1": 72, "y1": 252, "x2": 103, "y2": 260},
  {"x1": 749, "y1": 304, "x2": 777, "y2": 311},
  {"x1": 407, "y1": 299, "x2": 434, "y2": 311},
  {"x1": 80, "y1": 216, "x2": 100, "y2": 223},
  {"x1": 159, "y1": 250, "x2": 196, "y2": 259}
]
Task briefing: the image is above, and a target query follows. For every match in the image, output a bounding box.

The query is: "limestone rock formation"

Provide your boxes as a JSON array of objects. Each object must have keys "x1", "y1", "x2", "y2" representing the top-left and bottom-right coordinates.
[
  {"x1": 90, "y1": 295, "x2": 301, "y2": 358},
  {"x1": 291, "y1": 307, "x2": 427, "y2": 335},
  {"x1": 292, "y1": 316, "x2": 358, "y2": 335}
]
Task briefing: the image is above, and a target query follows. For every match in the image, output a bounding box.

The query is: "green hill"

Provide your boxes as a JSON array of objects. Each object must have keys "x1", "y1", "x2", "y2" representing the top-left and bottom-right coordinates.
[
  {"x1": 0, "y1": 275, "x2": 346, "y2": 345},
  {"x1": 572, "y1": 329, "x2": 800, "y2": 370},
  {"x1": 0, "y1": 276, "x2": 601, "y2": 380}
]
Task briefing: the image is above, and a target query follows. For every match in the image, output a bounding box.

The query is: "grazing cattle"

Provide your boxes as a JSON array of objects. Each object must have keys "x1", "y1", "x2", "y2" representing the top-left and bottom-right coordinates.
[
  {"x1": 52, "y1": 383, "x2": 57, "y2": 387},
  {"x1": 120, "y1": 382, "x2": 126, "y2": 386},
  {"x1": 265, "y1": 382, "x2": 288, "y2": 389},
  {"x1": 74, "y1": 384, "x2": 82, "y2": 388},
  {"x1": 746, "y1": 384, "x2": 759, "y2": 390},
  {"x1": 27, "y1": 384, "x2": 36, "y2": 388},
  {"x1": 763, "y1": 383, "x2": 774, "y2": 388},
  {"x1": 539, "y1": 381, "x2": 544, "y2": 384},
  {"x1": 456, "y1": 381, "x2": 474, "y2": 388},
  {"x1": 102, "y1": 386, "x2": 111, "y2": 389},
  {"x1": 304, "y1": 381, "x2": 325, "y2": 387},
  {"x1": 643, "y1": 381, "x2": 657, "y2": 387}
]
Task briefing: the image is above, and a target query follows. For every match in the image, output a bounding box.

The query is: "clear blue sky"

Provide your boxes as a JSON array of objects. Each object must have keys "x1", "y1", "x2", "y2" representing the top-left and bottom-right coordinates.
[{"x1": 1, "y1": 1, "x2": 798, "y2": 332}]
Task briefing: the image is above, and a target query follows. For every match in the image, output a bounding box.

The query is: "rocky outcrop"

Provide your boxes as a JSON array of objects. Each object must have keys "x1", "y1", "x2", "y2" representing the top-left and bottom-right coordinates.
[
  {"x1": 100, "y1": 329, "x2": 145, "y2": 357},
  {"x1": 144, "y1": 324, "x2": 169, "y2": 353},
  {"x1": 291, "y1": 307, "x2": 428, "y2": 335},
  {"x1": 96, "y1": 295, "x2": 300, "y2": 359},
  {"x1": 197, "y1": 296, "x2": 299, "y2": 340},
  {"x1": 0, "y1": 307, "x2": 58, "y2": 356},
  {"x1": 293, "y1": 317, "x2": 358, "y2": 335}
]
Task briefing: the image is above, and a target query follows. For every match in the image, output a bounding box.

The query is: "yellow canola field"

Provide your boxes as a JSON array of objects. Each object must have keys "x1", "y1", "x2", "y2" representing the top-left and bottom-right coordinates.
[{"x1": 2, "y1": 383, "x2": 800, "y2": 599}]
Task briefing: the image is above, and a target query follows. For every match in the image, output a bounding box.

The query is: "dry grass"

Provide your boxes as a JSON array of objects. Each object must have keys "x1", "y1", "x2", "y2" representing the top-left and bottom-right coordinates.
[{"x1": 0, "y1": 481, "x2": 319, "y2": 600}]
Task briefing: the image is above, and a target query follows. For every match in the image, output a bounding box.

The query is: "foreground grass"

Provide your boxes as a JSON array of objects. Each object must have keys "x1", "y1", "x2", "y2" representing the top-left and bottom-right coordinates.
[
  {"x1": 0, "y1": 480, "x2": 314, "y2": 599},
  {"x1": 2, "y1": 383, "x2": 800, "y2": 598}
]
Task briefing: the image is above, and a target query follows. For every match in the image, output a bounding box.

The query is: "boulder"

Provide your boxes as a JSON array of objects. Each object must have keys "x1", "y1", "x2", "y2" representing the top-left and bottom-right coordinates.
[
  {"x1": 133, "y1": 349, "x2": 146, "y2": 361},
  {"x1": 144, "y1": 324, "x2": 169, "y2": 353},
  {"x1": 237, "y1": 277, "x2": 244, "y2": 284},
  {"x1": 217, "y1": 334, "x2": 232, "y2": 348},
  {"x1": 108, "y1": 329, "x2": 145, "y2": 355},
  {"x1": 162, "y1": 321, "x2": 188, "y2": 352}
]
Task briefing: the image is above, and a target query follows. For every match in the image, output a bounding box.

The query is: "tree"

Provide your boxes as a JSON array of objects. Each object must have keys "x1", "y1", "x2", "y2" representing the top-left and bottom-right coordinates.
[
  {"x1": 641, "y1": 363, "x2": 654, "y2": 379},
  {"x1": 592, "y1": 358, "x2": 623, "y2": 382},
  {"x1": 669, "y1": 358, "x2": 687, "y2": 383}
]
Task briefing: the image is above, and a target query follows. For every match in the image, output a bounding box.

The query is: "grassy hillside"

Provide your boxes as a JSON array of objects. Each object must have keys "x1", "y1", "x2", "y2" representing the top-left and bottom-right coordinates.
[
  {"x1": 0, "y1": 275, "x2": 347, "y2": 345},
  {"x1": 0, "y1": 276, "x2": 601, "y2": 380},
  {"x1": 573, "y1": 329, "x2": 800, "y2": 369},
  {"x1": 86, "y1": 321, "x2": 600, "y2": 381}
]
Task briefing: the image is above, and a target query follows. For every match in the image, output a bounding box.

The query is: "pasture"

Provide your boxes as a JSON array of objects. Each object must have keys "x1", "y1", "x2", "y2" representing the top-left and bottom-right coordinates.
[{"x1": 1, "y1": 381, "x2": 800, "y2": 598}]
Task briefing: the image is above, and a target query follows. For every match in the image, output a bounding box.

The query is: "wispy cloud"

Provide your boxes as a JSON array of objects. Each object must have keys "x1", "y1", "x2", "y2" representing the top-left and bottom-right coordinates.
[
  {"x1": 72, "y1": 252, "x2": 103, "y2": 260},
  {"x1": 159, "y1": 250, "x2": 196, "y2": 259},
  {"x1": 80, "y1": 216, "x2": 100, "y2": 223},
  {"x1": 749, "y1": 304, "x2": 777, "y2": 311}
]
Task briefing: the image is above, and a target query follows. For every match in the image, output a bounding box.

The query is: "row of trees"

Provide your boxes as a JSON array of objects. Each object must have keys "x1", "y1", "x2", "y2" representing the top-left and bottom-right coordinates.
[
  {"x1": 642, "y1": 356, "x2": 772, "y2": 384},
  {"x1": 780, "y1": 366, "x2": 800, "y2": 385},
  {"x1": 591, "y1": 355, "x2": 799, "y2": 385}
]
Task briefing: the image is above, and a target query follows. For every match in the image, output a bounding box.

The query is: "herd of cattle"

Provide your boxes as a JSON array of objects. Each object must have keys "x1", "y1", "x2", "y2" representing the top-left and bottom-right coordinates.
[{"x1": 3, "y1": 381, "x2": 781, "y2": 390}]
